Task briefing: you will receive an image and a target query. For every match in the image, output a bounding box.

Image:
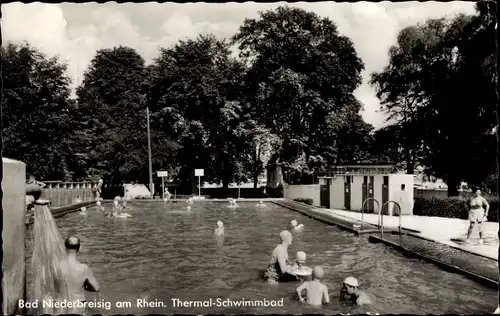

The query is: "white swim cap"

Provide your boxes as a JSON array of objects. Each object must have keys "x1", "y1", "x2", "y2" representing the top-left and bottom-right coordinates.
[
  {"x1": 114, "y1": 196, "x2": 121, "y2": 201},
  {"x1": 96, "y1": 201, "x2": 101, "y2": 206},
  {"x1": 279, "y1": 230, "x2": 292, "y2": 244},
  {"x1": 114, "y1": 200, "x2": 119, "y2": 206},
  {"x1": 217, "y1": 220, "x2": 223, "y2": 227},
  {"x1": 296, "y1": 251, "x2": 306, "y2": 261},
  {"x1": 313, "y1": 266, "x2": 325, "y2": 279},
  {"x1": 344, "y1": 276, "x2": 359, "y2": 287},
  {"x1": 187, "y1": 206, "x2": 191, "y2": 210},
  {"x1": 291, "y1": 220, "x2": 298, "y2": 226}
]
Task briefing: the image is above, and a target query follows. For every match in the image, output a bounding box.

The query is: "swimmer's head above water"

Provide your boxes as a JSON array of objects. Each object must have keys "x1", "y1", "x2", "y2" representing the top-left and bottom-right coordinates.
[
  {"x1": 96, "y1": 201, "x2": 101, "y2": 206},
  {"x1": 279, "y1": 230, "x2": 292, "y2": 246},
  {"x1": 312, "y1": 266, "x2": 325, "y2": 280},
  {"x1": 343, "y1": 276, "x2": 359, "y2": 294},
  {"x1": 296, "y1": 251, "x2": 306, "y2": 265},
  {"x1": 187, "y1": 206, "x2": 192, "y2": 211},
  {"x1": 291, "y1": 220, "x2": 298, "y2": 228},
  {"x1": 64, "y1": 236, "x2": 81, "y2": 252}
]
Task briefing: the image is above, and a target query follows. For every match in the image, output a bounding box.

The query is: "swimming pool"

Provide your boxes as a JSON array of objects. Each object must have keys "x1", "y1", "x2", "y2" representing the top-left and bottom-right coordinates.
[{"x1": 26, "y1": 201, "x2": 496, "y2": 314}]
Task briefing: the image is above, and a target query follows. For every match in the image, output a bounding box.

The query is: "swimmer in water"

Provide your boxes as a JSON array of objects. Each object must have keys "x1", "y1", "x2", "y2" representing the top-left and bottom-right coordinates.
[
  {"x1": 256, "y1": 200, "x2": 266, "y2": 207},
  {"x1": 264, "y1": 230, "x2": 294, "y2": 283},
  {"x1": 291, "y1": 220, "x2": 304, "y2": 230},
  {"x1": 214, "y1": 220, "x2": 224, "y2": 236},
  {"x1": 291, "y1": 251, "x2": 307, "y2": 270},
  {"x1": 108, "y1": 199, "x2": 122, "y2": 218},
  {"x1": 187, "y1": 197, "x2": 194, "y2": 205},
  {"x1": 58, "y1": 237, "x2": 100, "y2": 311},
  {"x1": 340, "y1": 276, "x2": 372, "y2": 306},
  {"x1": 228, "y1": 198, "x2": 238, "y2": 208},
  {"x1": 79, "y1": 206, "x2": 87, "y2": 215},
  {"x1": 296, "y1": 266, "x2": 330, "y2": 305},
  {"x1": 96, "y1": 201, "x2": 104, "y2": 213},
  {"x1": 466, "y1": 190, "x2": 490, "y2": 244},
  {"x1": 187, "y1": 205, "x2": 192, "y2": 211}
]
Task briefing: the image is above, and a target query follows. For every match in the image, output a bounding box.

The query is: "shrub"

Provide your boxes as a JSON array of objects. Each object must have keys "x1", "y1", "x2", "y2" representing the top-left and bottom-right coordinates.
[
  {"x1": 293, "y1": 198, "x2": 313, "y2": 205},
  {"x1": 413, "y1": 196, "x2": 500, "y2": 222}
]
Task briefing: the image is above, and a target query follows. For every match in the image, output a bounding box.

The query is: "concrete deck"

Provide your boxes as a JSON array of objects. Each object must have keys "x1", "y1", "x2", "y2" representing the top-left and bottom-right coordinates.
[{"x1": 325, "y1": 209, "x2": 499, "y2": 261}]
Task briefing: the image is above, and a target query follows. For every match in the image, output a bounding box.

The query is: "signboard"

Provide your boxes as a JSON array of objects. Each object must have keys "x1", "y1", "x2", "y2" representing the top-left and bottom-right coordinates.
[
  {"x1": 157, "y1": 171, "x2": 168, "y2": 177},
  {"x1": 195, "y1": 169, "x2": 204, "y2": 177}
]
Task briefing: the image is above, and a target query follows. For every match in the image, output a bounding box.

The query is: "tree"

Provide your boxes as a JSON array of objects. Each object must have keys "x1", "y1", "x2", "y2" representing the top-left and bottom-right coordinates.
[
  {"x1": 75, "y1": 46, "x2": 176, "y2": 184},
  {"x1": 147, "y1": 35, "x2": 248, "y2": 191},
  {"x1": 370, "y1": 3, "x2": 497, "y2": 195},
  {"x1": 1, "y1": 42, "x2": 77, "y2": 180},
  {"x1": 239, "y1": 121, "x2": 282, "y2": 188},
  {"x1": 232, "y1": 5, "x2": 371, "y2": 183}
]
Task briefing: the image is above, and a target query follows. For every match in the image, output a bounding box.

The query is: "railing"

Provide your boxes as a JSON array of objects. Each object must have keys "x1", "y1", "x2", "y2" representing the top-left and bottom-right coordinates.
[
  {"x1": 381, "y1": 200, "x2": 402, "y2": 243},
  {"x1": 40, "y1": 181, "x2": 100, "y2": 207},
  {"x1": 361, "y1": 198, "x2": 380, "y2": 230}
]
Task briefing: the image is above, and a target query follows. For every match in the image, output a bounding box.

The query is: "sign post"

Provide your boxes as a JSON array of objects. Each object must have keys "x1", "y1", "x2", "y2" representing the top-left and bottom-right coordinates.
[
  {"x1": 157, "y1": 171, "x2": 168, "y2": 199},
  {"x1": 194, "y1": 169, "x2": 204, "y2": 197}
]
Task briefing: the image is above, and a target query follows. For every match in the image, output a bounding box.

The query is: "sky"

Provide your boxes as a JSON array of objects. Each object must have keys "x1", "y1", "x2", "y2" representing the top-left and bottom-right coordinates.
[{"x1": 2, "y1": 2, "x2": 476, "y2": 128}]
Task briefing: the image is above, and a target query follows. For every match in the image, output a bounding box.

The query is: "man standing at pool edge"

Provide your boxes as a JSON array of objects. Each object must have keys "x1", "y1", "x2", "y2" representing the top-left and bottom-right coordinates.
[{"x1": 59, "y1": 236, "x2": 100, "y2": 312}]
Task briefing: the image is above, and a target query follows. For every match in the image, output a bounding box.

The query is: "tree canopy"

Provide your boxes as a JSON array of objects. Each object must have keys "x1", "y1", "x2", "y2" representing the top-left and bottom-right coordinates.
[
  {"x1": 232, "y1": 6, "x2": 371, "y2": 183},
  {"x1": 2, "y1": 4, "x2": 496, "y2": 195},
  {"x1": 370, "y1": 2, "x2": 497, "y2": 195}
]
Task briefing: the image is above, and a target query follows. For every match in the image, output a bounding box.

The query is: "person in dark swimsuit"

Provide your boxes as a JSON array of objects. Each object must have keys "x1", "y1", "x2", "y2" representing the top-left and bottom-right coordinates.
[{"x1": 264, "y1": 230, "x2": 295, "y2": 283}]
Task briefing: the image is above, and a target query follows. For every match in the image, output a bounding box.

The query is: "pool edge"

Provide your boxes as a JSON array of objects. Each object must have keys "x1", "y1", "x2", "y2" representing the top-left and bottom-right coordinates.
[{"x1": 368, "y1": 235, "x2": 498, "y2": 289}]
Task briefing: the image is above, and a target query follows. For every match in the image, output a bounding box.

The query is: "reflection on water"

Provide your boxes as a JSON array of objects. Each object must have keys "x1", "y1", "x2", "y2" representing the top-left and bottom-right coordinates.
[{"x1": 26, "y1": 202, "x2": 495, "y2": 314}]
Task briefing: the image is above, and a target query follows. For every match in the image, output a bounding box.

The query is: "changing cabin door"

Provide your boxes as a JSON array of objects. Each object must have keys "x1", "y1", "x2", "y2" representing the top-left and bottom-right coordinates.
[
  {"x1": 382, "y1": 176, "x2": 389, "y2": 214},
  {"x1": 344, "y1": 176, "x2": 351, "y2": 210},
  {"x1": 320, "y1": 179, "x2": 330, "y2": 208}
]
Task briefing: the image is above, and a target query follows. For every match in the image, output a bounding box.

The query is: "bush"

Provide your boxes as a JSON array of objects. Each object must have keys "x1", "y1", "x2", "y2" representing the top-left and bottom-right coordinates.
[
  {"x1": 413, "y1": 196, "x2": 500, "y2": 222},
  {"x1": 293, "y1": 198, "x2": 313, "y2": 205}
]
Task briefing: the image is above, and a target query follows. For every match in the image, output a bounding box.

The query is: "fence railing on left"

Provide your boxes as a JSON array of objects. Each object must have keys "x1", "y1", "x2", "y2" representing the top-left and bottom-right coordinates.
[{"x1": 40, "y1": 181, "x2": 100, "y2": 208}]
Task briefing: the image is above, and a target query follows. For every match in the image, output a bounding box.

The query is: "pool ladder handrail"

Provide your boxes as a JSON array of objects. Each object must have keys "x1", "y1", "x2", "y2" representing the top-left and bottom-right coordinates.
[
  {"x1": 380, "y1": 201, "x2": 402, "y2": 242},
  {"x1": 361, "y1": 198, "x2": 380, "y2": 230}
]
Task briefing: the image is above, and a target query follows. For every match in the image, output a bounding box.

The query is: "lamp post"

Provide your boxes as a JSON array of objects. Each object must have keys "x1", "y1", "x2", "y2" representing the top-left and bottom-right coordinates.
[{"x1": 146, "y1": 107, "x2": 154, "y2": 199}]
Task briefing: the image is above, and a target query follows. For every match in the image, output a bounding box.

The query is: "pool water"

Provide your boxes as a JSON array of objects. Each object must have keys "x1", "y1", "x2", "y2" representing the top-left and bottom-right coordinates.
[{"x1": 26, "y1": 201, "x2": 496, "y2": 314}]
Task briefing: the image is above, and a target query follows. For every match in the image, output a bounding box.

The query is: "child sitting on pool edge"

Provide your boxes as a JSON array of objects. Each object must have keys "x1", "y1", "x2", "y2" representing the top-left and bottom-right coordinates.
[
  {"x1": 214, "y1": 220, "x2": 224, "y2": 236},
  {"x1": 296, "y1": 266, "x2": 330, "y2": 306}
]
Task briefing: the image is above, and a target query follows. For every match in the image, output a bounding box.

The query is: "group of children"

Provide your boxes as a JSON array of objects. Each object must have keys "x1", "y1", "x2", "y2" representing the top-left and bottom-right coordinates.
[
  {"x1": 75, "y1": 196, "x2": 132, "y2": 218},
  {"x1": 287, "y1": 220, "x2": 372, "y2": 308}
]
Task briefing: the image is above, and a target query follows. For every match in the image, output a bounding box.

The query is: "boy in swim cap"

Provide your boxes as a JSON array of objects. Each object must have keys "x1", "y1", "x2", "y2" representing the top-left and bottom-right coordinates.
[
  {"x1": 214, "y1": 220, "x2": 224, "y2": 236},
  {"x1": 108, "y1": 199, "x2": 121, "y2": 218},
  {"x1": 296, "y1": 266, "x2": 330, "y2": 305},
  {"x1": 340, "y1": 276, "x2": 372, "y2": 306},
  {"x1": 291, "y1": 220, "x2": 304, "y2": 230},
  {"x1": 292, "y1": 251, "x2": 307, "y2": 270},
  {"x1": 58, "y1": 236, "x2": 100, "y2": 311}
]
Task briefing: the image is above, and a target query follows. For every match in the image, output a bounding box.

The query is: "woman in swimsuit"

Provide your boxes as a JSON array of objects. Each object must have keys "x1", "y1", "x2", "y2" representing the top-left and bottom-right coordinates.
[
  {"x1": 264, "y1": 230, "x2": 295, "y2": 283},
  {"x1": 466, "y1": 190, "x2": 490, "y2": 245}
]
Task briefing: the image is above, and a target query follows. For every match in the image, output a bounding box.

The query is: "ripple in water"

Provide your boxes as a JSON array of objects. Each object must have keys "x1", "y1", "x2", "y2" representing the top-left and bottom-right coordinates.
[{"x1": 25, "y1": 202, "x2": 496, "y2": 314}]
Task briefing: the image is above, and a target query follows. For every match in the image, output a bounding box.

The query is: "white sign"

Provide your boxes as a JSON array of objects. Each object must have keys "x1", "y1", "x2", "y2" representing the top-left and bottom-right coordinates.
[
  {"x1": 157, "y1": 171, "x2": 168, "y2": 177},
  {"x1": 195, "y1": 169, "x2": 204, "y2": 177}
]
